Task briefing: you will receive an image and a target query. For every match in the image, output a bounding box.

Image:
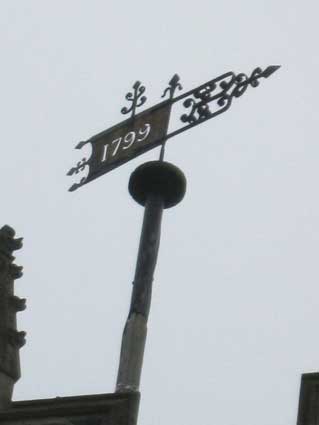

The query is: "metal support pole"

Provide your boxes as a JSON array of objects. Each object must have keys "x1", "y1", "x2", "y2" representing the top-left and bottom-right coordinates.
[
  {"x1": 116, "y1": 195, "x2": 163, "y2": 392},
  {"x1": 116, "y1": 161, "x2": 186, "y2": 396}
]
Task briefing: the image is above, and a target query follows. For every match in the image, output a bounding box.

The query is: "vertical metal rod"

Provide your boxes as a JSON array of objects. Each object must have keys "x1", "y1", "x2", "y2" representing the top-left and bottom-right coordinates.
[
  {"x1": 159, "y1": 143, "x2": 166, "y2": 161},
  {"x1": 116, "y1": 195, "x2": 163, "y2": 392}
]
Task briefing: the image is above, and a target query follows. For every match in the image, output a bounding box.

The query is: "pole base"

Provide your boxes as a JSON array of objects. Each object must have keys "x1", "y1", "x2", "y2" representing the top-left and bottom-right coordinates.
[{"x1": 129, "y1": 161, "x2": 186, "y2": 208}]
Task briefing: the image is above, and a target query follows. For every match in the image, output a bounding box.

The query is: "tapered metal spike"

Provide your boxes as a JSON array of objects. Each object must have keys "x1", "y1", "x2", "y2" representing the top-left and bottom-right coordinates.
[{"x1": 263, "y1": 65, "x2": 281, "y2": 78}]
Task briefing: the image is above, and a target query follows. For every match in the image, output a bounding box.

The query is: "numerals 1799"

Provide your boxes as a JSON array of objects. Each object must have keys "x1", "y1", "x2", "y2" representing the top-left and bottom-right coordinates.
[{"x1": 101, "y1": 123, "x2": 151, "y2": 163}]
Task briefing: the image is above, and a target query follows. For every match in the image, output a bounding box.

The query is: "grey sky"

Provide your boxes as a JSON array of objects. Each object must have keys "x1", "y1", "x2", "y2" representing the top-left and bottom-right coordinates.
[{"x1": 1, "y1": 1, "x2": 318, "y2": 425}]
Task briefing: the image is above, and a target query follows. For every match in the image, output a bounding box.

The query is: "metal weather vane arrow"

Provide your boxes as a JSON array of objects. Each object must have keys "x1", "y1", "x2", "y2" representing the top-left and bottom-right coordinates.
[{"x1": 67, "y1": 65, "x2": 280, "y2": 192}]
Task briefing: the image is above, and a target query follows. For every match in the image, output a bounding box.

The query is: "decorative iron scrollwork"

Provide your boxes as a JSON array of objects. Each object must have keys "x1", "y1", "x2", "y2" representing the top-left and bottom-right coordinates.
[
  {"x1": 66, "y1": 158, "x2": 88, "y2": 176},
  {"x1": 121, "y1": 81, "x2": 147, "y2": 118},
  {"x1": 68, "y1": 176, "x2": 87, "y2": 192},
  {"x1": 162, "y1": 74, "x2": 183, "y2": 100},
  {"x1": 179, "y1": 66, "x2": 280, "y2": 125},
  {"x1": 67, "y1": 158, "x2": 89, "y2": 191},
  {"x1": 180, "y1": 76, "x2": 231, "y2": 124},
  {"x1": 67, "y1": 65, "x2": 280, "y2": 190},
  {"x1": 181, "y1": 98, "x2": 212, "y2": 124}
]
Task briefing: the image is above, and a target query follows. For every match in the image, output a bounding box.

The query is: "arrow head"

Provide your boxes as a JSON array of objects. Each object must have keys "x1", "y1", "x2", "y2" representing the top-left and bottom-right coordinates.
[{"x1": 263, "y1": 65, "x2": 281, "y2": 78}]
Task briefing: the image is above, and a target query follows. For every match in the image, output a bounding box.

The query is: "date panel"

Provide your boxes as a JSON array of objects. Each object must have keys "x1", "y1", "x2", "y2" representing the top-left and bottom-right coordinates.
[{"x1": 87, "y1": 101, "x2": 171, "y2": 182}]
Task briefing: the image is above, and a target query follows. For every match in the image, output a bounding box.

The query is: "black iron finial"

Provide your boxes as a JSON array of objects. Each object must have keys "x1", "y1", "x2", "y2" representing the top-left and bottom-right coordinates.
[
  {"x1": 262, "y1": 65, "x2": 281, "y2": 78},
  {"x1": 121, "y1": 81, "x2": 147, "y2": 118},
  {"x1": 161, "y1": 74, "x2": 183, "y2": 100},
  {"x1": 159, "y1": 74, "x2": 183, "y2": 161}
]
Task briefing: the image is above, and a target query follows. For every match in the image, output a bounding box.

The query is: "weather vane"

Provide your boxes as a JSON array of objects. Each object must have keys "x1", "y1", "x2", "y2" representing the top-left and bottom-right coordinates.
[
  {"x1": 0, "y1": 65, "x2": 279, "y2": 425},
  {"x1": 67, "y1": 65, "x2": 280, "y2": 191},
  {"x1": 66, "y1": 64, "x2": 280, "y2": 419},
  {"x1": 1, "y1": 65, "x2": 313, "y2": 425}
]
